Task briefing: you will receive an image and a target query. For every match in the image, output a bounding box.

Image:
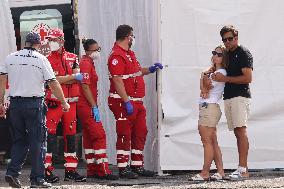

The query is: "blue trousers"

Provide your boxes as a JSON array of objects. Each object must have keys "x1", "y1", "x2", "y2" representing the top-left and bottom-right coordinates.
[{"x1": 6, "y1": 97, "x2": 47, "y2": 182}]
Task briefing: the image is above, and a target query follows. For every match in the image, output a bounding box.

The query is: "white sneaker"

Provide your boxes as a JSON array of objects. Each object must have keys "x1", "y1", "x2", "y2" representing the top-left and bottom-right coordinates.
[{"x1": 229, "y1": 166, "x2": 249, "y2": 180}]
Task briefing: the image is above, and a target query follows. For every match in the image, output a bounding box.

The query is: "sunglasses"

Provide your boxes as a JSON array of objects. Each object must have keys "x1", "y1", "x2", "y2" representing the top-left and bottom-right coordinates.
[
  {"x1": 222, "y1": 36, "x2": 234, "y2": 43},
  {"x1": 212, "y1": 51, "x2": 223, "y2": 57}
]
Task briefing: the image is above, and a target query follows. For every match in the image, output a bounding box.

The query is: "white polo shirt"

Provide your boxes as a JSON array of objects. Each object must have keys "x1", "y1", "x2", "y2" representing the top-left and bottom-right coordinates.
[{"x1": 0, "y1": 48, "x2": 56, "y2": 97}]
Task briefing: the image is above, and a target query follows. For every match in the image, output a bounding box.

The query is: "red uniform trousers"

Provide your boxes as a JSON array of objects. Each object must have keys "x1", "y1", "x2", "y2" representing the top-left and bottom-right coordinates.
[
  {"x1": 77, "y1": 105, "x2": 111, "y2": 176},
  {"x1": 108, "y1": 98, "x2": 147, "y2": 169},
  {"x1": 45, "y1": 102, "x2": 78, "y2": 171}
]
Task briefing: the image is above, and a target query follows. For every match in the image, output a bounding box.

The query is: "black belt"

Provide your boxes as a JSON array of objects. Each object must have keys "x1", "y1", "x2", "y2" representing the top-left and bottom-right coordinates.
[
  {"x1": 10, "y1": 96, "x2": 44, "y2": 99},
  {"x1": 201, "y1": 102, "x2": 208, "y2": 108}
]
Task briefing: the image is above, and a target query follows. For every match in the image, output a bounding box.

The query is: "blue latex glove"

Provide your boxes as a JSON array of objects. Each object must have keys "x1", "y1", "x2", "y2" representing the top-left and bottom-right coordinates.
[
  {"x1": 148, "y1": 63, "x2": 163, "y2": 73},
  {"x1": 74, "y1": 73, "x2": 83, "y2": 81},
  {"x1": 124, "y1": 100, "x2": 134, "y2": 115},
  {"x1": 92, "y1": 106, "x2": 101, "y2": 122}
]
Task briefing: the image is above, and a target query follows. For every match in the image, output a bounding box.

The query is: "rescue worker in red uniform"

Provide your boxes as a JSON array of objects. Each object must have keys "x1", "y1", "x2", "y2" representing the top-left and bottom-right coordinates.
[
  {"x1": 44, "y1": 28, "x2": 86, "y2": 183},
  {"x1": 77, "y1": 38, "x2": 118, "y2": 180},
  {"x1": 108, "y1": 25, "x2": 163, "y2": 179}
]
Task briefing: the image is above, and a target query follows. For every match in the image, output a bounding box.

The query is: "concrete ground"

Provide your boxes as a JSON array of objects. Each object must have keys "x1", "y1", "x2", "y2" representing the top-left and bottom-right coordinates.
[{"x1": 1, "y1": 165, "x2": 284, "y2": 189}]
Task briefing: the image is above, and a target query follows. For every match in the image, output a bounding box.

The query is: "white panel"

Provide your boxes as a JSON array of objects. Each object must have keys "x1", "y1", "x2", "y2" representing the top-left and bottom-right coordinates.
[
  {"x1": 77, "y1": 0, "x2": 160, "y2": 170},
  {"x1": 9, "y1": 0, "x2": 70, "y2": 7},
  {"x1": 160, "y1": 0, "x2": 284, "y2": 170}
]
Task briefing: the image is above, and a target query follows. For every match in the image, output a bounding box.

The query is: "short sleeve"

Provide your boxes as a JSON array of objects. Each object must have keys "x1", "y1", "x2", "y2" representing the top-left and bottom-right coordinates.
[
  {"x1": 0, "y1": 56, "x2": 9, "y2": 75},
  {"x1": 108, "y1": 55, "x2": 125, "y2": 76},
  {"x1": 216, "y1": 69, "x2": 227, "y2": 76},
  {"x1": 80, "y1": 60, "x2": 91, "y2": 85},
  {"x1": 240, "y1": 49, "x2": 253, "y2": 69},
  {"x1": 41, "y1": 56, "x2": 56, "y2": 81}
]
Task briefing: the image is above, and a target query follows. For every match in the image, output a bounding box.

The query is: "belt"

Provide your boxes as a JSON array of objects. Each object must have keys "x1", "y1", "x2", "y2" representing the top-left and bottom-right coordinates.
[
  {"x1": 10, "y1": 96, "x2": 43, "y2": 99},
  {"x1": 109, "y1": 93, "x2": 143, "y2": 101},
  {"x1": 201, "y1": 102, "x2": 208, "y2": 108}
]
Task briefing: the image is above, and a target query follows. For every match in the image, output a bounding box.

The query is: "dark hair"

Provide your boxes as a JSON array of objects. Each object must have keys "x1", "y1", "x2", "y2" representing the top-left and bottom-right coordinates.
[
  {"x1": 116, "y1": 24, "x2": 133, "y2": 41},
  {"x1": 82, "y1": 38, "x2": 97, "y2": 51},
  {"x1": 220, "y1": 25, "x2": 238, "y2": 38}
]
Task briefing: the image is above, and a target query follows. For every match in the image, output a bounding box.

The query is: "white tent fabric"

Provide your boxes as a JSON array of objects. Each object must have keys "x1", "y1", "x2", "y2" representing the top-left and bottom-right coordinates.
[
  {"x1": 160, "y1": 0, "x2": 284, "y2": 170},
  {"x1": 77, "y1": 0, "x2": 160, "y2": 170},
  {"x1": 0, "y1": 0, "x2": 16, "y2": 64}
]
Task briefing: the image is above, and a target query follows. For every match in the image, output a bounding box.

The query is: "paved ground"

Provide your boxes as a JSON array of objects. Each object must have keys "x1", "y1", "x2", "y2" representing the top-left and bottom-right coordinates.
[{"x1": 1, "y1": 166, "x2": 284, "y2": 188}]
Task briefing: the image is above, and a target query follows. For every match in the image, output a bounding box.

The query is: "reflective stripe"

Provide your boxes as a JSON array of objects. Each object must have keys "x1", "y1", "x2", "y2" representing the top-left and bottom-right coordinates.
[
  {"x1": 96, "y1": 158, "x2": 108, "y2": 164},
  {"x1": 131, "y1": 149, "x2": 143, "y2": 154},
  {"x1": 117, "y1": 162, "x2": 128, "y2": 167},
  {"x1": 117, "y1": 118, "x2": 127, "y2": 121},
  {"x1": 94, "y1": 149, "x2": 106, "y2": 154},
  {"x1": 86, "y1": 158, "x2": 95, "y2": 164},
  {"x1": 46, "y1": 153, "x2": 52, "y2": 157},
  {"x1": 117, "y1": 150, "x2": 130, "y2": 156},
  {"x1": 64, "y1": 163, "x2": 78, "y2": 168},
  {"x1": 50, "y1": 94, "x2": 79, "y2": 102},
  {"x1": 109, "y1": 93, "x2": 143, "y2": 101},
  {"x1": 85, "y1": 149, "x2": 94, "y2": 154},
  {"x1": 45, "y1": 163, "x2": 52, "y2": 168},
  {"x1": 131, "y1": 161, "x2": 143, "y2": 166},
  {"x1": 110, "y1": 71, "x2": 142, "y2": 79},
  {"x1": 64, "y1": 152, "x2": 77, "y2": 157}
]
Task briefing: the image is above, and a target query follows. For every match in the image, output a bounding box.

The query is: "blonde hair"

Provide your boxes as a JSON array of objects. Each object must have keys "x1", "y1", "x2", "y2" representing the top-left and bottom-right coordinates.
[{"x1": 212, "y1": 45, "x2": 228, "y2": 69}]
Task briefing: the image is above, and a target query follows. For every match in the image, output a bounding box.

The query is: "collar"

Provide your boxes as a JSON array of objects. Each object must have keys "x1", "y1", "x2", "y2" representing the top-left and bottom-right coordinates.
[
  {"x1": 113, "y1": 42, "x2": 129, "y2": 53},
  {"x1": 82, "y1": 54, "x2": 93, "y2": 61},
  {"x1": 24, "y1": 47, "x2": 36, "y2": 51}
]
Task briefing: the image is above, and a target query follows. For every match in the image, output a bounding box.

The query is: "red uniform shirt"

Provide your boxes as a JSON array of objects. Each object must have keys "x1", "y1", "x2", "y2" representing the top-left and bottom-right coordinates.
[
  {"x1": 78, "y1": 55, "x2": 98, "y2": 107},
  {"x1": 45, "y1": 48, "x2": 80, "y2": 102},
  {"x1": 108, "y1": 43, "x2": 145, "y2": 98}
]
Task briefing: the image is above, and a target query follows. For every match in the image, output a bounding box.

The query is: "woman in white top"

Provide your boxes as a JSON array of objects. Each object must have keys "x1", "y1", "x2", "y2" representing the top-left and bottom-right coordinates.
[{"x1": 191, "y1": 45, "x2": 227, "y2": 181}]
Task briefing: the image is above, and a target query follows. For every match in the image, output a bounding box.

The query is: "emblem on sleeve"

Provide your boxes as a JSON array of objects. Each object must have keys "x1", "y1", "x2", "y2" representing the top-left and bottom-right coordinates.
[
  {"x1": 83, "y1": 73, "x2": 89, "y2": 79},
  {"x1": 112, "y1": 59, "x2": 118, "y2": 65}
]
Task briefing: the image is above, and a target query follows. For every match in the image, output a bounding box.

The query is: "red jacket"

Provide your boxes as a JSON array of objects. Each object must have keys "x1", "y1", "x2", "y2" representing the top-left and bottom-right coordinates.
[
  {"x1": 78, "y1": 55, "x2": 98, "y2": 107},
  {"x1": 45, "y1": 48, "x2": 80, "y2": 102},
  {"x1": 108, "y1": 43, "x2": 145, "y2": 99}
]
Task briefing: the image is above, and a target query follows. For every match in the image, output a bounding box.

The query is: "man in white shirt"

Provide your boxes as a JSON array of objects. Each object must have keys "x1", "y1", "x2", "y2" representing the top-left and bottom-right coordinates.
[{"x1": 0, "y1": 32, "x2": 70, "y2": 188}]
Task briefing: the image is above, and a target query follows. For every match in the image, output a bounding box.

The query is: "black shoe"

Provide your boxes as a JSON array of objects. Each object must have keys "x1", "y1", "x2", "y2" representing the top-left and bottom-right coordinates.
[
  {"x1": 64, "y1": 170, "x2": 86, "y2": 182},
  {"x1": 30, "y1": 179, "x2": 52, "y2": 188},
  {"x1": 45, "y1": 169, "x2": 59, "y2": 183},
  {"x1": 119, "y1": 166, "x2": 138, "y2": 179},
  {"x1": 96, "y1": 173, "x2": 119, "y2": 180},
  {"x1": 132, "y1": 166, "x2": 156, "y2": 177},
  {"x1": 5, "y1": 175, "x2": 21, "y2": 188}
]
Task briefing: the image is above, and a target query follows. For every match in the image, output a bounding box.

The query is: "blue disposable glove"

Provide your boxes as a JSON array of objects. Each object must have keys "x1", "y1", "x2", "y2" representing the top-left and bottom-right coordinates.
[
  {"x1": 92, "y1": 106, "x2": 101, "y2": 122},
  {"x1": 74, "y1": 73, "x2": 83, "y2": 81},
  {"x1": 148, "y1": 63, "x2": 163, "y2": 73},
  {"x1": 124, "y1": 100, "x2": 134, "y2": 115}
]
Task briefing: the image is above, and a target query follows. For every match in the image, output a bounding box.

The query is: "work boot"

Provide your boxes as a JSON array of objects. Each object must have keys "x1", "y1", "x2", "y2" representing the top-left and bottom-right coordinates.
[
  {"x1": 5, "y1": 175, "x2": 21, "y2": 188},
  {"x1": 95, "y1": 173, "x2": 119, "y2": 180},
  {"x1": 45, "y1": 169, "x2": 59, "y2": 183},
  {"x1": 132, "y1": 166, "x2": 156, "y2": 177},
  {"x1": 64, "y1": 170, "x2": 86, "y2": 182},
  {"x1": 119, "y1": 166, "x2": 138, "y2": 179}
]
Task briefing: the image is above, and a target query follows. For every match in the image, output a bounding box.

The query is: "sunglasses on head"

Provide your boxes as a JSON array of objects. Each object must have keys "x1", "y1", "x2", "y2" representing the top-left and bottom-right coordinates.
[
  {"x1": 222, "y1": 36, "x2": 234, "y2": 43},
  {"x1": 212, "y1": 51, "x2": 223, "y2": 57}
]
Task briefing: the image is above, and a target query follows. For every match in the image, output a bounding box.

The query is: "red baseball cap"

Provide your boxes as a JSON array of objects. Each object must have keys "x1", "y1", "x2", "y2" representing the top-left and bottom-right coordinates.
[{"x1": 46, "y1": 28, "x2": 64, "y2": 39}]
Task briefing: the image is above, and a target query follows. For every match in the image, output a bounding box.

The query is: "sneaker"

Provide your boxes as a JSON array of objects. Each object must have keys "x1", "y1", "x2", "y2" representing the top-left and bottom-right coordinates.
[
  {"x1": 119, "y1": 166, "x2": 138, "y2": 179},
  {"x1": 64, "y1": 170, "x2": 86, "y2": 182},
  {"x1": 132, "y1": 166, "x2": 156, "y2": 177},
  {"x1": 45, "y1": 169, "x2": 59, "y2": 183},
  {"x1": 30, "y1": 179, "x2": 52, "y2": 188},
  {"x1": 229, "y1": 166, "x2": 249, "y2": 180},
  {"x1": 189, "y1": 173, "x2": 209, "y2": 182},
  {"x1": 210, "y1": 173, "x2": 225, "y2": 181},
  {"x1": 5, "y1": 175, "x2": 21, "y2": 188}
]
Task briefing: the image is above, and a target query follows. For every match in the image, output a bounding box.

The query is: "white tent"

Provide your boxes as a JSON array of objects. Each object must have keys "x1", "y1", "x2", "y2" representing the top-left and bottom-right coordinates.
[{"x1": 76, "y1": 0, "x2": 284, "y2": 171}]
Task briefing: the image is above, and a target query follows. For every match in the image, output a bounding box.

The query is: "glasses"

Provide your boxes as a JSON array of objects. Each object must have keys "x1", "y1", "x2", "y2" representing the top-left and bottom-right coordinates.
[
  {"x1": 129, "y1": 34, "x2": 135, "y2": 39},
  {"x1": 222, "y1": 36, "x2": 234, "y2": 43},
  {"x1": 88, "y1": 47, "x2": 101, "y2": 52},
  {"x1": 212, "y1": 51, "x2": 223, "y2": 57}
]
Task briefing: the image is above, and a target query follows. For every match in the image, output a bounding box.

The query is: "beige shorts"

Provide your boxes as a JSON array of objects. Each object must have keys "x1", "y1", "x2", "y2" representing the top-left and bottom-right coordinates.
[
  {"x1": 198, "y1": 103, "x2": 222, "y2": 127},
  {"x1": 224, "y1": 96, "x2": 251, "y2": 131}
]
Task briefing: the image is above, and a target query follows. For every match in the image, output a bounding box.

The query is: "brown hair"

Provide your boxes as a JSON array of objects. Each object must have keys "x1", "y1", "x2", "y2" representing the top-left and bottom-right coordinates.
[
  {"x1": 212, "y1": 45, "x2": 228, "y2": 69},
  {"x1": 220, "y1": 25, "x2": 238, "y2": 38}
]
